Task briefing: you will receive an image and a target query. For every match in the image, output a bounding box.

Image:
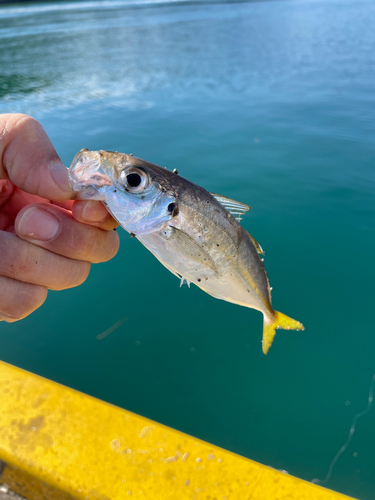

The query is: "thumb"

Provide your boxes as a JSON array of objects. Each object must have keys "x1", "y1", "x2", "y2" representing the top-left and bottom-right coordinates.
[{"x1": 0, "y1": 114, "x2": 73, "y2": 202}]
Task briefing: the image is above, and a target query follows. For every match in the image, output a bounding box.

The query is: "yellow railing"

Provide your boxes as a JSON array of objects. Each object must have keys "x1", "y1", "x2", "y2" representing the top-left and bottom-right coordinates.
[{"x1": 0, "y1": 361, "x2": 354, "y2": 500}]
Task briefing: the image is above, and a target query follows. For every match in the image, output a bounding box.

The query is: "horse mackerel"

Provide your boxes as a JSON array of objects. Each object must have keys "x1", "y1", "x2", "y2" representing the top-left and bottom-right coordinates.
[{"x1": 69, "y1": 149, "x2": 304, "y2": 354}]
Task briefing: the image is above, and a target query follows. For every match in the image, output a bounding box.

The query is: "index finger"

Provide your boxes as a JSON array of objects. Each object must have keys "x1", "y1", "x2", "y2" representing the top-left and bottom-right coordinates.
[{"x1": 0, "y1": 114, "x2": 73, "y2": 202}]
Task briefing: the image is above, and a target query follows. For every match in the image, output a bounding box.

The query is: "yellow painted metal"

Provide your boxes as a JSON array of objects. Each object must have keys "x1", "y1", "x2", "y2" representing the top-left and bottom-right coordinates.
[
  {"x1": 0, "y1": 361, "x2": 354, "y2": 500},
  {"x1": 1, "y1": 463, "x2": 78, "y2": 500}
]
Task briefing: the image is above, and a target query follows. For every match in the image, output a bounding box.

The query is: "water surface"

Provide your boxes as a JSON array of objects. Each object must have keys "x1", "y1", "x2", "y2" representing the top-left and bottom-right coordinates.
[{"x1": 1, "y1": 0, "x2": 375, "y2": 498}]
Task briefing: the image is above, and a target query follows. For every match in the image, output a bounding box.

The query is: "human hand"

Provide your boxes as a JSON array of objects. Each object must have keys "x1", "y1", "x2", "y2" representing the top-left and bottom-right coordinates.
[{"x1": 0, "y1": 114, "x2": 119, "y2": 322}]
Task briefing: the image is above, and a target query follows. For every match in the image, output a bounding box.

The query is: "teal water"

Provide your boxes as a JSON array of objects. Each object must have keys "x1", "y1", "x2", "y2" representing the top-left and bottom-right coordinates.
[{"x1": 1, "y1": 0, "x2": 375, "y2": 497}]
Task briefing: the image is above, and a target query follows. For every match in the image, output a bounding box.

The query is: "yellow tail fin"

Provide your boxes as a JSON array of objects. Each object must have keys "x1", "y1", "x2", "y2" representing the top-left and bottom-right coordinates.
[{"x1": 262, "y1": 311, "x2": 304, "y2": 355}]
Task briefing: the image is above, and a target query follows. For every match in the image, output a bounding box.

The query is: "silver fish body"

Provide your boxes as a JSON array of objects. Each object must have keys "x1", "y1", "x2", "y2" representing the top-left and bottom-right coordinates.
[{"x1": 69, "y1": 150, "x2": 303, "y2": 353}]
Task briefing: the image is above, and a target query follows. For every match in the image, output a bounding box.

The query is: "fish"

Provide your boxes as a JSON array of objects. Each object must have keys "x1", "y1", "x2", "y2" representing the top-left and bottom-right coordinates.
[{"x1": 68, "y1": 149, "x2": 304, "y2": 354}]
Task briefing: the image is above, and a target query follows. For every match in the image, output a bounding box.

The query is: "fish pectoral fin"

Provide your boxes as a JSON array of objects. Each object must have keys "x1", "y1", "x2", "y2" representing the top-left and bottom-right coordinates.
[
  {"x1": 166, "y1": 226, "x2": 218, "y2": 274},
  {"x1": 262, "y1": 311, "x2": 304, "y2": 355},
  {"x1": 210, "y1": 193, "x2": 251, "y2": 223},
  {"x1": 247, "y1": 231, "x2": 265, "y2": 255}
]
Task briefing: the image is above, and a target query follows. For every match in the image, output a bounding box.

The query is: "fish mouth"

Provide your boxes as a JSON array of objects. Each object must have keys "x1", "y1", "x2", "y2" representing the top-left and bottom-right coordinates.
[{"x1": 69, "y1": 150, "x2": 113, "y2": 201}]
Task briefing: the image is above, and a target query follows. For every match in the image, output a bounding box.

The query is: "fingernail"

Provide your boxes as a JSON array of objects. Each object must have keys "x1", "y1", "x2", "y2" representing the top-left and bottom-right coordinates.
[
  {"x1": 18, "y1": 207, "x2": 60, "y2": 241},
  {"x1": 49, "y1": 162, "x2": 72, "y2": 194},
  {"x1": 81, "y1": 201, "x2": 109, "y2": 223}
]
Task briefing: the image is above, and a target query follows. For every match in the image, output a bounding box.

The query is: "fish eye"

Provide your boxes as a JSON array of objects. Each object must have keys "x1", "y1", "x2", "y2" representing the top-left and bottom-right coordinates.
[
  {"x1": 119, "y1": 167, "x2": 149, "y2": 193},
  {"x1": 127, "y1": 173, "x2": 141, "y2": 187}
]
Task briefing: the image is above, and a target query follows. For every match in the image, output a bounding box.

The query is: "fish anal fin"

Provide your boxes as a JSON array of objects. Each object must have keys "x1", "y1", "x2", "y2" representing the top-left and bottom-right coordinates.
[
  {"x1": 210, "y1": 193, "x2": 251, "y2": 223},
  {"x1": 262, "y1": 311, "x2": 304, "y2": 355}
]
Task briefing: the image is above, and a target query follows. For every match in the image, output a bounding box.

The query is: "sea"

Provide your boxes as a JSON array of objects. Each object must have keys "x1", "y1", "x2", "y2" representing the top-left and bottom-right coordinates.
[{"x1": 0, "y1": 0, "x2": 375, "y2": 497}]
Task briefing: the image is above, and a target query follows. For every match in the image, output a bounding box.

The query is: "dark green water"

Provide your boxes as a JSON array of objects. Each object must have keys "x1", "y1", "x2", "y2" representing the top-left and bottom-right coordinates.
[{"x1": 1, "y1": 0, "x2": 375, "y2": 497}]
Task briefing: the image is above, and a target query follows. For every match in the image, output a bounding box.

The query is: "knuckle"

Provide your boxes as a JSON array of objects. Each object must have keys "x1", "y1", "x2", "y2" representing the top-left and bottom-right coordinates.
[
  {"x1": 1, "y1": 114, "x2": 43, "y2": 181},
  {"x1": 68, "y1": 223, "x2": 119, "y2": 263},
  {"x1": 6, "y1": 238, "x2": 39, "y2": 280},
  {"x1": 10, "y1": 115, "x2": 45, "y2": 141},
  {"x1": 54, "y1": 261, "x2": 91, "y2": 290},
  {"x1": 14, "y1": 114, "x2": 40, "y2": 130},
  {"x1": 3, "y1": 113, "x2": 34, "y2": 132},
  {"x1": 73, "y1": 261, "x2": 91, "y2": 287},
  {"x1": 2, "y1": 114, "x2": 58, "y2": 198},
  {"x1": 0, "y1": 279, "x2": 48, "y2": 320},
  {"x1": 71, "y1": 228, "x2": 94, "y2": 261},
  {"x1": 21, "y1": 284, "x2": 48, "y2": 313}
]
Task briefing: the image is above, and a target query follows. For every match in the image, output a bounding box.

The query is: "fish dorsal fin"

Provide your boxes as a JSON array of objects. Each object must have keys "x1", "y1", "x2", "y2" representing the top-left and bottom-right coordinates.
[
  {"x1": 210, "y1": 193, "x2": 251, "y2": 222},
  {"x1": 247, "y1": 231, "x2": 265, "y2": 255}
]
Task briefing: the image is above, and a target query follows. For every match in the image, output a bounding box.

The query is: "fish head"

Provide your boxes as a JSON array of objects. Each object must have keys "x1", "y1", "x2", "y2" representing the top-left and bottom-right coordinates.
[{"x1": 69, "y1": 149, "x2": 177, "y2": 235}]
